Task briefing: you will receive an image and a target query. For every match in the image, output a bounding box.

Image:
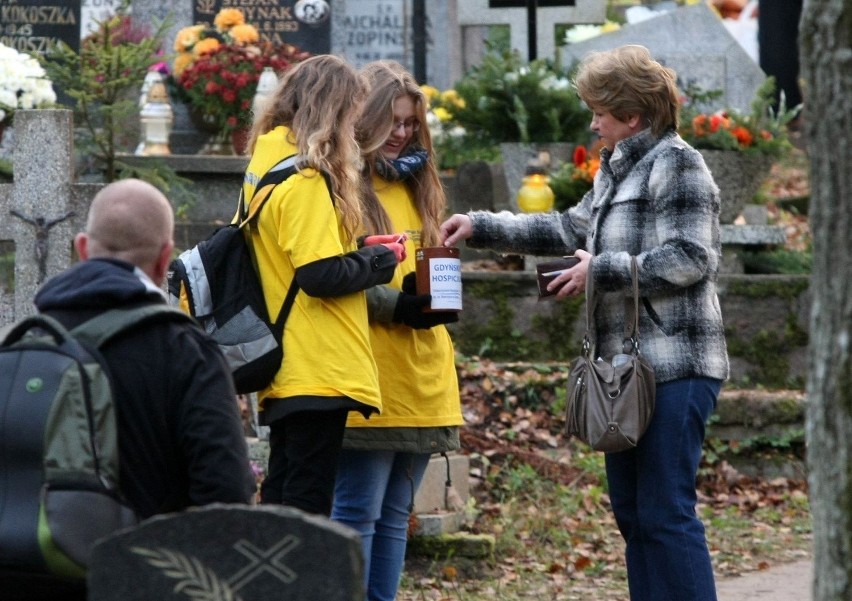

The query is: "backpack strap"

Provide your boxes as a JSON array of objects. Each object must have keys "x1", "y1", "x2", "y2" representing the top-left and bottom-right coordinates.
[
  {"x1": 238, "y1": 154, "x2": 300, "y2": 226},
  {"x1": 236, "y1": 153, "x2": 330, "y2": 335},
  {"x1": 71, "y1": 304, "x2": 196, "y2": 349}
]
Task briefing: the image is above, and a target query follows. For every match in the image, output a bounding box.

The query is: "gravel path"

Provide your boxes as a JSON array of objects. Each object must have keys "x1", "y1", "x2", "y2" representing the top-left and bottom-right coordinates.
[{"x1": 717, "y1": 559, "x2": 812, "y2": 600}]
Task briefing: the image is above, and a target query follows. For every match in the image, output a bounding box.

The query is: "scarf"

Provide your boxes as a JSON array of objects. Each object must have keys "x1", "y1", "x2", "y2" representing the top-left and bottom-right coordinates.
[{"x1": 374, "y1": 147, "x2": 429, "y2": 181}]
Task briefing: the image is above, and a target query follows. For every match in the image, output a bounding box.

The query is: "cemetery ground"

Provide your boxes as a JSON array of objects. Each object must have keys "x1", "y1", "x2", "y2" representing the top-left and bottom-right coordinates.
[
  {"x1": 397, "y1": 149, "x2": 813, "y2": 601},
  {"x1": 397, "y1": 360, "x2": 812, "y2": 601}
]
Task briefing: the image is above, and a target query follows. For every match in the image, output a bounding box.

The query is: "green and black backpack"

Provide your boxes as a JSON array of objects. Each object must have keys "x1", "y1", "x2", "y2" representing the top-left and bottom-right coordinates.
[{"x1": 0, "y1": 304, "x2": 194, "y2": 579}]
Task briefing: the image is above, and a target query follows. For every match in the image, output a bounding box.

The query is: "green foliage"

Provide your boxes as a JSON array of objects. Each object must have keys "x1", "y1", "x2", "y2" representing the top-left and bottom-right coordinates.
[
  {"x1": 549, "y1": 161, "x2": 592, "y2": 211},
  {"x1": 742, "y1": 248, "x2": 812, "y2": 274},
  {"x1": 448, "y1": 46, "x2": 588, "y2": 146},
  {"x1": 456, "y1": 281, "x2": 538, "y2": 360},
  {"x1": 39, "y1": 6, "x2": 174, "y2": 185},
  {"x1": 0, "y1": 246, "x2": 13, "y2": 291}
]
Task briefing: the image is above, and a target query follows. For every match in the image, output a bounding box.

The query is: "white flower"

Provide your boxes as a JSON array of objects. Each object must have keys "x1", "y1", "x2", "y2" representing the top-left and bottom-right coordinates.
[
  {"x1": 0, "y1": 43, "x2": 57, "y2": 121},
  {"x1": 426, "y1": 110, "x2": 441, "y2": 129},
  {"x1": 540, "y1": 75, "x2": 570, "y2": 92},
  {"x1": 448, "y1": 126, "x2": 466, "y2": 139},
  {"x1": 564, "y1": 24, "x2": 605, "y2": 45}
]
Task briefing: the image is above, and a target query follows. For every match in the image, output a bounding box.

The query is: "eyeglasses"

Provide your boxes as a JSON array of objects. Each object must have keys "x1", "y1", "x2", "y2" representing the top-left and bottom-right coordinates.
[{"x1": 391, "y1": 118, "x2": 420, "y2": 133}]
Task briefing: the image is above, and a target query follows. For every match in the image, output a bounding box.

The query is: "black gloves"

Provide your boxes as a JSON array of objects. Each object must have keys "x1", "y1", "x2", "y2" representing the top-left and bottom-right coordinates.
[{"x1": 392, "y1": 273, "x2": 460, "y2": 330}]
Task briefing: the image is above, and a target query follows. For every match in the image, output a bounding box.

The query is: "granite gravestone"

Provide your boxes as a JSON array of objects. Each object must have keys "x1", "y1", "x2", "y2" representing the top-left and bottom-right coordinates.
[
  {"x1": 560, "y1": 2, "x2": 765, "y2": 113},
  {"x1": 0, "y1": 110, "x2": 101, "y2": 327},
  {"x1": 193, "y1": 0, "x2": 332, "y2": 55},
  {"x1": 81, "y1": 0, "x2": 123, "y2": 38},
  {"x1": 0, "y1": 0, "x2": 81, "y2": 54},
  {"x1": 87, "y1": 504, "x2": 364, "y2": 601},
  {"x1": 331, "y1": 0, "x2": 455, "y2": 91}
]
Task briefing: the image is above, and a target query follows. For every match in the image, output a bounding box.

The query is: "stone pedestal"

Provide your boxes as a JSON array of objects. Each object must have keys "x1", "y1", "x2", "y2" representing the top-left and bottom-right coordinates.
[{"x1": 700, "y1": 149, "x2": 774, "y2": 224}]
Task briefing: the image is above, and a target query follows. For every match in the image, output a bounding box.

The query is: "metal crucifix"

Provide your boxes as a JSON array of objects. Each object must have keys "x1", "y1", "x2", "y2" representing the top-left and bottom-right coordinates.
[{"x1": 9, "y1": 209, "x2": 76, "y2": 285}]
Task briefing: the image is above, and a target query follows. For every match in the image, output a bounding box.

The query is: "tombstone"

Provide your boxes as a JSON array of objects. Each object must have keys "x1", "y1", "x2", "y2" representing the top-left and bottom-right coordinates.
[
  {"x1": 193, "y1": 0, "x2": 332, "y2": 55},
  {"x1": 0, "y1": 0, "x2": 82, "y2": 54},
  {"x1": 0, "y1": 110, "x2": 101, "y2": 327},
  {"x1": 560, "y1": 2, "x2": 765, "y2": 113},
  {"x1": 457, "y1": 0, "x2": 606, "y2": 74},
  {"x1": 87, "y1": 504, "x2": 364, "y2": 601},
  {"x1": 81, "y1": 0, "x2": 124, "y2": 38},
  {"x1": 332, "y1": 0, "x2": 456, "y2": 91}
]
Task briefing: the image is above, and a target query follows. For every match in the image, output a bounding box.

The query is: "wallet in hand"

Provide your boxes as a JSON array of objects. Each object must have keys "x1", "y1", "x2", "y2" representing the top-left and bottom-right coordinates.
[{"x1": 535, "y1": 256, "x2": 580, "y2": 298}]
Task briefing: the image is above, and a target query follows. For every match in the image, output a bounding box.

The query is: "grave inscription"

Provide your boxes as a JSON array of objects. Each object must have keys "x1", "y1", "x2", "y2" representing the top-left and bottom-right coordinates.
[
  {"x1": 193, "y1": 0, "x2": 331, "y2": 55},
  {"x1": 0, "y1": 0, "x2": 81, "y2": 54}
]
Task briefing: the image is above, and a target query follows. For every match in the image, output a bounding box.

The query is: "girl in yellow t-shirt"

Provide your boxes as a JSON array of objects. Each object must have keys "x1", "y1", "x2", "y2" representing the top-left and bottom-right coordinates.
[
  {"x1": 331, "y1": 61, "x2": 464, "y2": 601},
  {"x1": 244, "y1": 55, "x2": 405, "y2": 517}
]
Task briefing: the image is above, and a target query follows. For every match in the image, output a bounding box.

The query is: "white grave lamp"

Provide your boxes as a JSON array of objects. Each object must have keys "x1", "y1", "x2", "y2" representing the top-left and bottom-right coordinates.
[
  {"x1": 252, "y1": 67, "x2": 279, "y2": 116},
  {"x1": 137, "y1": 76, "x2": 173, "y2": 156}
]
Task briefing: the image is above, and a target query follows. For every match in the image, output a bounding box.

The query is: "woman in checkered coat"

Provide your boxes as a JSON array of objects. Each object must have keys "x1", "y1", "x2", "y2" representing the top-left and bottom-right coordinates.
[{"x1": 440, "y1": 45, "x2": 729, "y2": 601}]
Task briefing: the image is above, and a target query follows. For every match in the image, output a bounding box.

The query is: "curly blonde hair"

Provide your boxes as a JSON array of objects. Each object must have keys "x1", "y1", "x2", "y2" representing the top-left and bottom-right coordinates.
[
  {"x1": 356, "y1": 60, "x2": 446, "y2": 248},
  {"x1": 573, "y1": 45, "x2": 680, "y2": 136},
  {"x1": 248, "y1": 55, "x2": 368, "y2": 242}
]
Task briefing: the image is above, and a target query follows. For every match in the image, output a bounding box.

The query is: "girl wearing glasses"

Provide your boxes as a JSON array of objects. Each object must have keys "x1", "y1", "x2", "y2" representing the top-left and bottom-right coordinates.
[{"x1": 331, "y1": 60, "x2": 464, "y2": 601}]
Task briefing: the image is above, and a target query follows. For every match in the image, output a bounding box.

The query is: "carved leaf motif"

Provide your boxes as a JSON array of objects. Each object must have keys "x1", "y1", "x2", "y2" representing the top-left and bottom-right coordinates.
[{"x1": 131, "y1": 546, "x2": 243, "y2": 601}]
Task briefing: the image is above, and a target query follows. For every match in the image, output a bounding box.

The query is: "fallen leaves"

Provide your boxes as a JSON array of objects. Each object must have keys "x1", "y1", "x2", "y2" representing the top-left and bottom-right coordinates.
[{"x1": 399, "y1": 358, "x2": 812, "y2": 600}]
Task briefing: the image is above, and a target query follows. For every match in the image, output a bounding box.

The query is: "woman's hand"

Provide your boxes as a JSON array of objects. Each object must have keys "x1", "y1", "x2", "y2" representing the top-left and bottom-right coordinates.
[
  {"x1": 549, "y1": 249, "x2": 593, "y2": 299},
  {"x1": 439, "y1": 214, "x2": 472, "y2": 247}
]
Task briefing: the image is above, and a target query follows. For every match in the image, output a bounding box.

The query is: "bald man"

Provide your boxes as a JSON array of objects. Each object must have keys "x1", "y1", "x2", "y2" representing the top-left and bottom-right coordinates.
[{"x1": 33, "y1": 178, "x2": 255, "y2": 518}]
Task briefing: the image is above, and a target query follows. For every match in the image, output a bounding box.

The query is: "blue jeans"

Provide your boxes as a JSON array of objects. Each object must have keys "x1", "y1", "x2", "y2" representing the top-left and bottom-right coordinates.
[
  {"x1": 605, "y1": 377, "x2": 721, "y2": 601},
  {"x1": 332, "y1": 450, "x2": 431, "y2": 601}
]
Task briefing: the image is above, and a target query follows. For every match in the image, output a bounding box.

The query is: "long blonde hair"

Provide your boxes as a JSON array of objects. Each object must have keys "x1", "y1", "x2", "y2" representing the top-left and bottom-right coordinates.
[
  {"x1": 356, "y1": 60, "x2": 446, "y2": 248},
  {"x1": 248, "y1": 54, "x2": 368, "y2": 242}
]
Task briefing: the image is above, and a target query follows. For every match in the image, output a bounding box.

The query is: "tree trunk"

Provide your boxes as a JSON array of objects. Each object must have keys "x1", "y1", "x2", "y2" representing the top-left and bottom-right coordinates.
[{"x1": 800, "y1": 1, "x2": 852, "y2": 599}]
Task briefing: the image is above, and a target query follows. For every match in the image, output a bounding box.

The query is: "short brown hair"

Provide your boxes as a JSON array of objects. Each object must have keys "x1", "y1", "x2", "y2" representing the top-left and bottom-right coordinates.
[{"x1": 573, "y1": 45, "x2": 680, "y2": 136}]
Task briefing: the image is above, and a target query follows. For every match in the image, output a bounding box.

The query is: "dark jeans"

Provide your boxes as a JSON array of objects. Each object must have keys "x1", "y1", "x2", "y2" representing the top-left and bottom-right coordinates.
[
  {"x1": 605, "y1": 377, "x2": 722, "y2": 601},
  {"x1": 260, "y1": 408, "x2": 349, "y2": 516}
]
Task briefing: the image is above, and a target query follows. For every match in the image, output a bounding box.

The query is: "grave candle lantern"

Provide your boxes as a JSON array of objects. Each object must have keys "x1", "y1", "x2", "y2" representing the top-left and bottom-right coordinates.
[{"x1": 137, "y1": 78, "x2": 173, "y2": 156}]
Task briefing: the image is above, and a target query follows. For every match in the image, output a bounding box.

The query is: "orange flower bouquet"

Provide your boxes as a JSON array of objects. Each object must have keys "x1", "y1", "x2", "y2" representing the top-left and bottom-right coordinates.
[
  {"x1": 550, "y1": 142, "x2": 602, "y2": 210},
  {"x1": 171, "y1": 8, "x2": 310, "y2": 136},
  {"x1": 678, "y1": 78, "x2": 799, "y2": 158}
]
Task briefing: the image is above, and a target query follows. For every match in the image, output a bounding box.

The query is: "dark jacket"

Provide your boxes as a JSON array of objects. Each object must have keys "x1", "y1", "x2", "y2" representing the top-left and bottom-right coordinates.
[{"x1": 34, "y1": 258, "x2": 255, "y2": 518}]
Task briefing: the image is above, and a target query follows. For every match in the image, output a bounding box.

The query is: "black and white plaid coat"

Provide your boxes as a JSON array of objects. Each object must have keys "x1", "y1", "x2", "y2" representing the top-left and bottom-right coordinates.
[{"x1": 468, "y1": 129, "x2": 730, "y2": 384}]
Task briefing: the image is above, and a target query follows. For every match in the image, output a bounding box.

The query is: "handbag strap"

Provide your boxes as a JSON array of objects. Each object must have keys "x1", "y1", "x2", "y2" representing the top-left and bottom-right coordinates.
[
  {"x1": 626, "y1": 256, "x2": 642, "y2": 353},
  {"x1": 582, "y1": 256, "x2": 642, "y2": 357}
]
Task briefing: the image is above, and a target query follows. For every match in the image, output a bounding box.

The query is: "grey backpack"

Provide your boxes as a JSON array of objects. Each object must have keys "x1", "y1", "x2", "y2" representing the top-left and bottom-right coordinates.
[{"x1": 0, "y1": 304, "x2": 194, "y2": 579}]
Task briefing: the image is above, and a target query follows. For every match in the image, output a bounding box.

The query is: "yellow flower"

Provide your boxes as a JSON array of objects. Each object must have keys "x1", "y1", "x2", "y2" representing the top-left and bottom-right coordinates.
[
  {"x1": 229, "y1": 23, "x2": 259, "y2": 46},
  {"x1": 173, "y1": 24, "x2": 204, "y2": 52},
  {"x1": 214, "y1": 8, "x2": 245, "y2": 31},
  {"x1": 193, "y1": 37, "x2": 221, "y2": 56},
  {"x1": 432, "y1": 106, "x2": 452, "y2": 122},
  {"x1": 600, "y1": 20, "x2": 621, "y2": 33},
  {"x1": 172, "y1": 51, "x2": 194, "y2": 77},
  {"x1": 440, "y1": 89, "x2": 465, "y2": 109},
  {"x1": 420, "y1": 84, "x2": 440, "y2": 102}
]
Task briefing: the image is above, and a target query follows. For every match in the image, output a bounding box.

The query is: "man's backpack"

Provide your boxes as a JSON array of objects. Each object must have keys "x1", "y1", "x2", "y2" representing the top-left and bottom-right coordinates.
[
  {"x1": 0, "y1": 304, "x2": 194, "y2": 579},
  {"x1": 168, "y1": 154, "x2": 316, "y2": 395}
]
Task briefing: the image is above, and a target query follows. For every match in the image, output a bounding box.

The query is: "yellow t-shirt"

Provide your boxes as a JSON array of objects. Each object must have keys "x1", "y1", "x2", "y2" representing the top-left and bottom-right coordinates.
[
  {"x1": 346, "y1": 174, "x2": 463, "y2": 428},
  {"x1": 244, "y1": 127, "x2": 382, "y2": 415}
]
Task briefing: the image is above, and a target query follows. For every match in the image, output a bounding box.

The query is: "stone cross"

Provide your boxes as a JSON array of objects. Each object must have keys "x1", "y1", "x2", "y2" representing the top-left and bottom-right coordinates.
[
  {"x1": 458, "y1": 0, "x2": 606, "y2": 68},
  {"x1": 0, "y1": 110, "x2": 102, "y2": 326}
]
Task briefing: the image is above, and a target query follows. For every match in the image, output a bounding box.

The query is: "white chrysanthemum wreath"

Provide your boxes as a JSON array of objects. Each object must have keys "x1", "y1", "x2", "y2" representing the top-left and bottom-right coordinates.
[{"x1": 0, "y1": 43, "x2": 57, "y2": 124}]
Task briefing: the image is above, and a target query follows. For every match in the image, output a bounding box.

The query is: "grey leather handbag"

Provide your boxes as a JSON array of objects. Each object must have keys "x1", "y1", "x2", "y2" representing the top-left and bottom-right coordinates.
[{"x1": 565, "y1": 257, "x2": 656, "y2": 453}]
